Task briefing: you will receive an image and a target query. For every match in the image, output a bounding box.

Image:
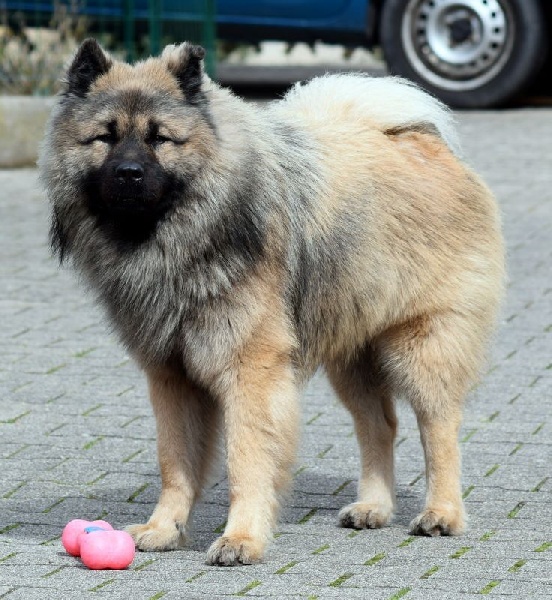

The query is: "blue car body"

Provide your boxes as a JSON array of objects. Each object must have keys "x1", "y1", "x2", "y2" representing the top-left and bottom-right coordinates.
[{"x1": 2, "y1": 0, "x2": 376, "y2": 45}]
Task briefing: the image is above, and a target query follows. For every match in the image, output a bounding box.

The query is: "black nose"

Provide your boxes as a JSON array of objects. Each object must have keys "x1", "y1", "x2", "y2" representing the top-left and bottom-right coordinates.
[{"x1": 115, "y1": 161, "x2": 144, "y2": 182}]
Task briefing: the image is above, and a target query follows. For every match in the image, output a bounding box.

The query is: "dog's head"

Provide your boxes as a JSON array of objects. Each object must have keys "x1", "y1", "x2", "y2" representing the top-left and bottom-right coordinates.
[{"x1": 43, "y1": 39, "x2": 217, "y2": 248}]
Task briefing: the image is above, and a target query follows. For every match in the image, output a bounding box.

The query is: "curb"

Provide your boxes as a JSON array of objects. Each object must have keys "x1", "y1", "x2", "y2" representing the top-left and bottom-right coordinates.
[{"x1": 0, "y1": 96, "x2": 54, "y2": 168}]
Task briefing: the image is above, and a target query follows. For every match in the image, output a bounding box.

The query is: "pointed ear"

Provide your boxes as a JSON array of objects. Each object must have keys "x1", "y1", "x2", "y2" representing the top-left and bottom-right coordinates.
[
  {"x1": 162, "y1": 43, "x2": 205, "y2": 103},
  {"x1": 66, "y1": 38, "x2": 112, "y2": 97}
]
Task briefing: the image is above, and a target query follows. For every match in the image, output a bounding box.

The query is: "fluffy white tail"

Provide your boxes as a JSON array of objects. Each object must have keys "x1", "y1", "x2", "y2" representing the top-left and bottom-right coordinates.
[{"x1": 281, "y1": 74, "x2": 461, "y2": 155}]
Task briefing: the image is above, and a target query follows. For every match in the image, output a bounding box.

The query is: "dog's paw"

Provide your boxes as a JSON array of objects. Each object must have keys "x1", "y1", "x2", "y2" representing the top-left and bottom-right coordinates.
[
  {"x1": 206, "y1": 535, "x2": 263, "y2": 566},
  {"x1": 409, "y1": 506, "x2": 465, "y2": 537},
  {"x1": 338, "y1": 502, "x2": 393, "y2": 529},
  {"x1": 125, "y1": 522, "x2": 185, "y2": 551}
]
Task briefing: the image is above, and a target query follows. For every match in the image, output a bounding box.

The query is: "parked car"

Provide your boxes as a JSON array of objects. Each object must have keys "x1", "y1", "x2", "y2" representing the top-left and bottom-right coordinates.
[
  {"x1": 216, "y1": 0, "x2": 550, "y2": 108},
  {"x1": 3, "y1": 0, "x2": 550, "y2": 107}
]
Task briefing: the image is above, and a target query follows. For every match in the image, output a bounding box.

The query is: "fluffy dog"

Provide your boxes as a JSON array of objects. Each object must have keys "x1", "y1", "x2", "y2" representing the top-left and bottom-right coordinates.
[{"x1": 39, "y1": 39, "x2": 504, "y2": 565}]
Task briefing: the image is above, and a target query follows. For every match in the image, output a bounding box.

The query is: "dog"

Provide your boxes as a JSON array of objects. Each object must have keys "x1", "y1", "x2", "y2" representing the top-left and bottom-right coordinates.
[{"x1": 39, "y1": 39, "x2": 504, "y2": 565}]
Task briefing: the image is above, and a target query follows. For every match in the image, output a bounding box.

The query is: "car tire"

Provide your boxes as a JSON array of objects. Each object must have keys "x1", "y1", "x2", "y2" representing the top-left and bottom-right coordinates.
[{"x1": 380, "y1": 0, "x2": 548, "y2": 108}]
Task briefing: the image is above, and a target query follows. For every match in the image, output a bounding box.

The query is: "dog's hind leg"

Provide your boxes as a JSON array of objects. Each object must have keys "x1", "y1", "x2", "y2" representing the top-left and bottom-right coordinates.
[
  {"x1": 379, "y1": 311, "x2": 486, "y2": 536},
  {"x1": 326, "y1": 348, "x2": 397, "y2": 530},
  {"x1": 126, "y1": 366, "x2": 219, "y2": 551}
]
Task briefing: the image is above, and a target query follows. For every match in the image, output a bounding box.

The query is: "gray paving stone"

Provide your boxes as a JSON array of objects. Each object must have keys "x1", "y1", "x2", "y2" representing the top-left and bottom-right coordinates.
[{"x1": 1, "y1": 107, "x2": 551, "y2": 599}]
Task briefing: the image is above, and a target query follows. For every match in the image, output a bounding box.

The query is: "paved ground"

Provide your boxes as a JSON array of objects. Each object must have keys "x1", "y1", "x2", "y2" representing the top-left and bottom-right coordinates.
[{"x1": 0, "y1": 107, "x2": 551, "y2": 599}]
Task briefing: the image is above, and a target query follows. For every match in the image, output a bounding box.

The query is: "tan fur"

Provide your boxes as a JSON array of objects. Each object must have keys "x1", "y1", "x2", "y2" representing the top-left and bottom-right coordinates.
[{"x1": 127, "y1": 367, "x2": 219, "y2": 550}]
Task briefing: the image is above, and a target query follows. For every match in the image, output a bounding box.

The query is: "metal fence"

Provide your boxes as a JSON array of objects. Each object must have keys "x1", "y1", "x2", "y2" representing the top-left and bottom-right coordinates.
[{"x1": 0, "y1": 0, "x2": 216, "y2": 94}]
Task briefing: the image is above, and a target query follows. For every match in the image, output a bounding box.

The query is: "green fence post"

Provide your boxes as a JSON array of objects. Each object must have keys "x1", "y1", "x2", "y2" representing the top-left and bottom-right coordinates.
[
  {"x1": 123, "y1": 0, "x2": 135, "y2": 62},
  {"x1": 203, "y1": 0, "x2": 216, "y2": 78},
  {"x1": 149, "y1": 0, "x2": 162, "y2": 56}
]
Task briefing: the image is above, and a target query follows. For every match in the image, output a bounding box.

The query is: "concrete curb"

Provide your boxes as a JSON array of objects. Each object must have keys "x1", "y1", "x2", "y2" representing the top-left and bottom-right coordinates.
[{"x1": 0, "y1": 96, "x2": 54, "y2": 168}]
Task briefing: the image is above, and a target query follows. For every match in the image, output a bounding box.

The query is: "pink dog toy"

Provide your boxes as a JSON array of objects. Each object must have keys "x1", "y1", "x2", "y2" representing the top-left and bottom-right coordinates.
[
  {"x1": 61, "y1": 519, "x2": 113, "y2": 556},
  {"x1": 62, "y1": 519, "x2": 135, "y2": 569}
]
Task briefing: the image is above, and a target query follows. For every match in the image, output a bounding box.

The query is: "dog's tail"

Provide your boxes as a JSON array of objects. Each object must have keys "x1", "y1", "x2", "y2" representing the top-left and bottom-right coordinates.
[{"x1": 281, "y1": 74, "x2": 461, "y2": 156}]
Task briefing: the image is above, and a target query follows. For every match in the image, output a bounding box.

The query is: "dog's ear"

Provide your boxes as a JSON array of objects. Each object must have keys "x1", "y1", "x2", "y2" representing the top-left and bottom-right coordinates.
[
  {"x1": 162, "y1": 42, "x2": 206, "y2": 103},
  {"x1": 66, "y1": 38, "x2": 112, "y2": 97}
]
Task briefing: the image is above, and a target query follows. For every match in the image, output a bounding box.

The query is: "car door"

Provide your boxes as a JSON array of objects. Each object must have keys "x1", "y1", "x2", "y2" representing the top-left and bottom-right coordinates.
[{"x1": 217, "y1": 0, "x2": 354, "y2": 21}]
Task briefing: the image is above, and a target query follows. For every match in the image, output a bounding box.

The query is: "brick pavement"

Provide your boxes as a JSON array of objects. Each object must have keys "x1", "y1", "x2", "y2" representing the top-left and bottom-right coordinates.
[{"x1": 0, "y1": 109, "x2": 551, "y2": 599}]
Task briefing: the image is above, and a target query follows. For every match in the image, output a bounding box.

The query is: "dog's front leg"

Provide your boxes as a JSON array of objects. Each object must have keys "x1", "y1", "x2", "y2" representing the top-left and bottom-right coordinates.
[
  {"x1": 206, "y1": 321, "x2": 299, "y2": 566},
  {"x1": 127, "y1": 366, "x2": 219, "y2": 551}
]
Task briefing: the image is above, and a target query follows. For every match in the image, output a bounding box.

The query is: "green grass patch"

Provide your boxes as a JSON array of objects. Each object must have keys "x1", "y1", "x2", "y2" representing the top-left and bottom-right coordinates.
[
  {"x1": 298, "y1": 508, "x2": 318, "y2": 524},
  {"x1": 0, "y1": 553, "x2": 17, "y2": 563},
  {"x1": 528, "y1": 375, "x2": 542, "y2": 388},
  {"x1": 46, "y1": 363, "x2": 66, "y2": 375},
  {"x1": 329, "y1": 572, "x2": 354, "y2": 587},
  {"x1": 116, "y1": 386, "x2": 135, "y2": 396},
  {"x1": 42, "y1": 566, "x2": 65, "y2": 578},
  {"x1": 306, "y1": 412, "x2": 323, "y2": 425},
  {"x1": 74, "y1": 347, "x2": 97, "y2": 358},
  {"x1": 532, "y1": 422, "x2": 545, "y2": 435},
  {"x1": 82, "y1": 403, "x2": 103, "y2": 416},
  {"x1": 40, "y1": 535, "x2": 61, "y2": 546},
  {"x1": 46, "y1": 423, "x2": 67, "y2": 436},
  {"x1": 420, "y1": 565, "x2": 439, "y2": 579},
  {"x1": 507, "y1": 501, "x2": 526, "y2": 519},
  {"x1": 409, "y1": 473, "x2": 424, "y2": 486},
  {"x1": 461, "y1": 429, "x2": 477, "y2": 443},
  {"x1": 312, "y1": 544, "x2": 330, "y2": 555},
  {"x1": 534, "y1": 541, "x2": 552, "y2": 552},
  {"x1": 449, "y1": 546, "x2": 471, "y2": 559},
  {"x1": 2, "y1": 481, "x2": 27, "y2": 499},
  {"x1": 235, "y1": 580, "x2": 261, "y2": 596},
  {"x1": 532, "y1": 477, "x2": 548, "y2": 492},
  {"x1": 89, "y1": 578, "x2": 115, "y2": 592},
  {"x1": 508, "y1": 559, "x2": 526, "y2": 573},
  {"x1": 484, "y1": 464, "x2": 499, "y2": 477},
  {"x1": 485, "y1": 411, "x2": 500, "y2": 422},
  {"x1": 127, "y1": 483, "x2": 150, "y2": 503},
  {"x1": 462, "y1": 485, "x2": 475, "y2": 499},
  {"x1": 509, "y1": 442, "x2": 523, "y2": 456},
  {"x1": 398, "y1": 536, "x2": 416, "y2": 548},
  {"x1": 0, "y1": 410, "x2": 31, "y2": 424},
  {"x1": 332, "y1": 479, "x2": 353, "y2": 495},
  {"x1": 122, "y1": 449, "x2": 144, "y2": 463},
  {"x1": 508, "y1": 393, "x2": 521, "y2": 405},
  {"x1": 213, "y1": 520, "x2": 227, "y2": 534},
  {"x1": 83, "y1": 435, "x2": 105, "y2": 450},
  {"x1": 86, "y1": 472, "x2": 108, "y2": 486},
  {"x1": 185, "y1": 570, "x2": 206, "y2": 583},
  {"x1": 317, "y1": 444, "x2": 333, "y2": 458},
  {"x1": 133, "y1": 558, "x2": 158, "y2": 571},
  {"x1": 274, "y1": 560, "x2": 298, "y2": 574},
  {"x1": 364, "y1": 552, "x2": 385, "y2": 566},
  {"x1": 388, "y1": 588, "x2": 411, "y2": 600},
  {"x1": 479, "y1": 580, "x2": 500, "y2": 594},
  {"x1": 480, "y1": 530, "x2": 496, "y2": 542},
  {"x1": 42, "y1": 497, "x2": 66, "y2": 514},
  {"x1": 0, "y1": 523, "x2": 21, "y2": 535},
  {"x1": 148, "y1": 593, "x2": 167, "y2": 600}
]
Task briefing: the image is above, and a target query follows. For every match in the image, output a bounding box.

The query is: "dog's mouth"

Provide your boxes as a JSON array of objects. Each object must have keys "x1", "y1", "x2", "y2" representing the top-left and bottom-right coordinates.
[{"x1": 80, "y1": 168, "x2": 185, "y2": 245}]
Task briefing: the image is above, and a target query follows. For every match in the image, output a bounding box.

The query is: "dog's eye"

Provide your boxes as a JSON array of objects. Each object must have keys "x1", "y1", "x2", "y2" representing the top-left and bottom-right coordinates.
[
  {"x1": 154, "y1": 134, "x2": 172, "y2": 144},
  {"x1": 92, "y1": 133, "x2": 116, "y2": 144},
  {"x1": 82, "y1": 123, "x2": 117, "y2": 145}
]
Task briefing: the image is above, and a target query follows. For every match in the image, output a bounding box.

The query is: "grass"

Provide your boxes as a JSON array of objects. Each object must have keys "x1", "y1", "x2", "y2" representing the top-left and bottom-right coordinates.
[
  {"x1": 329, "y1": 572, "x2": 354, "y2": 587},
  {"x1": 235, "y1": 580, "x2": 261, "y2": 596}
]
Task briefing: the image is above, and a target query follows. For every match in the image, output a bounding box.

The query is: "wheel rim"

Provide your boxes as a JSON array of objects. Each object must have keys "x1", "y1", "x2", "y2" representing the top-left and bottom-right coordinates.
[{"x1": 402, "y1": 0, "x2": 515, "y2": 91}]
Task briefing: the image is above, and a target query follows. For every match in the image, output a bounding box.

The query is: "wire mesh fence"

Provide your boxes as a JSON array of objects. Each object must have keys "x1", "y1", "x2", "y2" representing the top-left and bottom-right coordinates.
[{"x1": 0, "y1": 0, "x2": 216, "y2": 95}]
